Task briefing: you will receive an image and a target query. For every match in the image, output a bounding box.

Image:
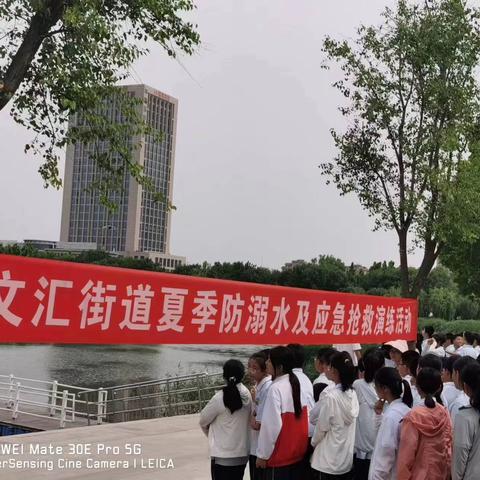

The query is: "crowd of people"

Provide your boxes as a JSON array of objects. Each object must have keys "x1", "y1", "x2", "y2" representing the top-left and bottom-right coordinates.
[{"x1": 199, "y1": 330, "x2": 480, "y2": 480}]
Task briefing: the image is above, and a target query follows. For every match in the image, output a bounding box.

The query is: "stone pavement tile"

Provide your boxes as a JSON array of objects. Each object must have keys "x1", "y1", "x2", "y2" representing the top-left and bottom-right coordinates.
[{"x1": 0, "y1": 413, "x2": 225, "y2": 480}]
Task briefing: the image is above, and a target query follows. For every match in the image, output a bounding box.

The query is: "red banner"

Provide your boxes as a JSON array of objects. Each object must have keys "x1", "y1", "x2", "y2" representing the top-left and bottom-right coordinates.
[{"x1": 0, "y1": 254, "x2": 417, "y2": 344}]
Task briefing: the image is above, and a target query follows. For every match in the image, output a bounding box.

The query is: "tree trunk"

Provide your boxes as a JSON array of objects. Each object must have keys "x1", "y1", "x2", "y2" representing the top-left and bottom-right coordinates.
[
  {"x1": 398, "y1": 228, "x2": 411, "y2": 298},
  {"x1": 0, "y1": 0, "x2": 65, "y2": 111},
  {"x1": 410, "y1": 238, "x2": 439, "y2": 298}
]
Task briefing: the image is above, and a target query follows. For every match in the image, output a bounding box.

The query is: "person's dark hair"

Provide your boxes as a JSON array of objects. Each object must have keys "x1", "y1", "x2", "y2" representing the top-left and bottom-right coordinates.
[
  {"x1": 269, "y1": 346, "x2": 302, "y2": 418},
  {"x1": 433, "y1": 333, "x2": 446, "y2": 346},
  {"x1": 460, "y1": 363, "x2": 480, "y2": 413},
  {"x1": 443, "y1": 355, "x2": 460, "y2": 375},
  {"x1": 464, "y1": 331, "x2": 475, "y2": 346},
  {"x1": 313, "y1": 382, "x2": 329, "y2": 402},
  {"x1": 416, "y1": 333, "x2": 423, "y2": 353},
  {"x1": 446, "y1": 333, "x2": 455, "y2": 344},
  {"x1": 249, "y1": 350, "x2": 268, "y2": 372},
  {"x1": 222, "y1": 359, "x2": 245, "y2": 414},
  {"x1": 260, "y1": 348, "x2": 271, "y2": 359},
  {"x1": 374, "y1": 367, "x2": 413, "y2": 408},
  {"x1": 453, "y1": 355, "x2": 477, "y2": 373},
  {"x1": 423, "y1": 326, "x2": 434, "y2": 338},
  {"x1": 416, "y1": 367, "x2": 443, "y2": 408},
  {"x1": 287, "y1": 344, "x2": 305, "y2": 369},
  {"x1": 358, "y1": 357, "x2": 365, "y2": 373},
  {"x1": 363, "y1": 348, "x2": 386, "y2": 383},
  {"x1": 329, "y1": 351, "x2": 356, "y2": 391},
  {"x1": 316, "y1": 347, "x2": 337, "y2": 364},
  {"x1": 402, "y1": 351, "x2": 420, "y2": 378},
  {"x1": 380, "y1": 344, "x2": 393, "y2": 362},
  {"x1": 418, "y1": 354, "x2": 442, "y2": 372}
]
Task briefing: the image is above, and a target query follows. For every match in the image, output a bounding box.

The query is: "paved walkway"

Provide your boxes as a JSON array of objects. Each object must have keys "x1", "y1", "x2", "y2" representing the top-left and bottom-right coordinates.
[{"x1": 0, "y1": 414, "x2": 242, "y2": 480}]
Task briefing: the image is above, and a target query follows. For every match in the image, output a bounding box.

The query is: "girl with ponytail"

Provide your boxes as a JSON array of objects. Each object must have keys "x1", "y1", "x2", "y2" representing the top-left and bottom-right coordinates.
[
  {"x1": 255, "y1": 346, "x2": 309, "y2": 479},
  {"x1": 368, "y1": 367, "x2": 412, "y2": 480},
  {"x1": 452, "y1": 363, "x2": 480, "y2": 480},
  {"x1": 310, "y1": 351, "x2": 359, "y2": 479},
  {"x1": 353, "y1": 349, "x2": 385, "y2": 480},
  {"x1": 397, "y1": 367, "x2": 452, "y2": 480},
  {"x1": 199, "y1": 359, "x2": 252, "y2": 480}
]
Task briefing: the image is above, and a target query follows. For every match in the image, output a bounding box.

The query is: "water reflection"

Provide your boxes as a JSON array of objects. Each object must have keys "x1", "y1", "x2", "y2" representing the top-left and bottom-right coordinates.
[{"x1": 0, "y1": 344, "x2": 261, "y2": 388}]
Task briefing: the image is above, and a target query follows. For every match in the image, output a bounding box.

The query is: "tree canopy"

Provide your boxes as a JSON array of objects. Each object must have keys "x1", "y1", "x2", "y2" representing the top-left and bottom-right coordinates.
[
  {"x1": 321, "y1": 0, "x2": 480, "y2": 298},
  {"x1": 0, "y1": 0, "x2": 199, "y2": 205}
]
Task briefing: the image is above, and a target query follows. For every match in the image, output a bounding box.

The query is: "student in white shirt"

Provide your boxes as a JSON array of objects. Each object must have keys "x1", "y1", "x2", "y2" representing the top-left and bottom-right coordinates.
[
  {"x1": 353, "y1": 349, "x2": 385, "y2": 480},
  {"x1": 199, "y1": 359, "x2": 252, "y2": 480},
  {"x1": 287, "y1": 343, "x2": 316, "y2": 479},
  {"x1": 473, "y1": 334, "x2": 480, "y2": 357},
  {"x1": 256, "y1": 346, "x2": 309, "y2": 479},
  {"x1": 398, "y1": 350, "x2": 420, "y2": 384},
  {"x1": 457, "y1": 332, "x2": 479, "y2": 359},
  {"x1": 421, "y1": 326, "x2": 435, "y2": 356},
  {"x1": 450, "y1": 355, "x2": 477, "y2": 425},
  {"x1": 247, "y1": 350, "x2": 272, "y2": 480},
  {"x1": 452, "y1": 363, "x2": 480, "y2": 480},
  {"x1": 441, "y1": 355, "x2": 461, "y2": 411},
  {"x1": 398, "y1": 350, "x2": 421, "y2": 407},
  {"x1": 311, "y1": 351, "x2": 359, "y2": 479},
  {"x1": 310, "y1": 348, "x2": 337, "y2": 432},
  {"x1": 313, "y1": 347, "x2": 337, "y2": 387},
  {"x1": 428, "y1": 334, "x2": 446, "y2": 357},
  {"x1": 444, "y1": 334, "x2": 455, "y2": 356},
  {"x1": 333, "y1": 343, "x2": 362, "y2": 366},
  {"x1": 383, "y1": 340, "x2": 408, "y2": 368},
  {"x1": 368, "y1": 367, "x2": 413, "y2": 480},
  {"x1": 414, "y1": 354, "x2": 444, "y2": 407},
  {"x1": 287, "y1": 344, "x2": 315, "y2": 413}
]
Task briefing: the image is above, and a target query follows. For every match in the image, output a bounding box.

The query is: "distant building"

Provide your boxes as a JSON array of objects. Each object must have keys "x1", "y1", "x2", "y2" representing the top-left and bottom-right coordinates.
[
  {"x1": 1, "y1": 239, "x2": 97, "y2": 255},
  {"x1": 283, "y1": 259, "x2": 307, "y2": 270},
  {"x1": 59, "y1": 84, "x2": 186, "y2": 271}
]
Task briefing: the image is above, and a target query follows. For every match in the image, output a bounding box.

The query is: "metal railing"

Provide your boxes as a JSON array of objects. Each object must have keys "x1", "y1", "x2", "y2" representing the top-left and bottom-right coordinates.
[
  {"x1": 0, "y1": 371, "x2": 224, "y2": 428},
  {"x1": 77, "y1": 371, "x2": 225, "y2": 423},
  {"x1": 0, "y1": 374, "x2": 107, "y2": 428}
]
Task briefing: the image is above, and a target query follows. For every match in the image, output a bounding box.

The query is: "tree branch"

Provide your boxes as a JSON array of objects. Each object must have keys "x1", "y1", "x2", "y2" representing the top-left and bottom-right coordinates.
[{"x1": 0, "y1": 0, "x2": 66, "y2": 111}]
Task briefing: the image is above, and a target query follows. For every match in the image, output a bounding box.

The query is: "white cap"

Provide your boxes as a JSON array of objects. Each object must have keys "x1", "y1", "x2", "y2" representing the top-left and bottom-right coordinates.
[{"x1": 384, "y1": 339, "x2": 409, "y2": 353}]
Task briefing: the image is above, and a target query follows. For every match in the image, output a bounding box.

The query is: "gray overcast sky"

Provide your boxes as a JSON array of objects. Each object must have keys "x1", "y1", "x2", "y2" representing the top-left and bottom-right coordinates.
[{"x1": 0, "y1": 0, "x2": 423, "y2": 269}]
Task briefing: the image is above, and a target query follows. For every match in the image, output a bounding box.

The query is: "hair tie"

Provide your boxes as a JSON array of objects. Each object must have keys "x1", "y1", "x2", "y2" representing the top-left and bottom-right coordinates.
[
  {"x1": 229, "y1": 376, "x2": 236, "y2": 383},
  {"x1": 345, "y1": 358, "x2": 349, "y2": 364}
]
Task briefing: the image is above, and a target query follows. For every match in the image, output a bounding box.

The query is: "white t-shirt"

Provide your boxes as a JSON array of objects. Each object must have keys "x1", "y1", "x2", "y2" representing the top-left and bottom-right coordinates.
[
  {"x1": 457, "y1": 345, "x2": 478, "y2": 359},
  {"x1": 250, "y1": 375, "x2": 272, "y2": 455},
  {"x1": 445, "y1": 345, "x2": 457, "y2": 357},
  {"x1": 311, "y1": 385, "x2": 359, "y2": 475},
  {"x1": 442, "y1": 382, "x2": 461, "y2": 412},
  {"x1": 199, "y1": 383, "x2": 252, "y2": 459},
  {"x1": 313, "y1": 372, "x2": 333, "y2": 387},
  {"x1": 368, "y1": 399, "x2": 411, "y2": 480},
  {"x1": 449, "y1": 391, "x2": 470, "y2": 426},
  {"x1": 333, "y1": 344, "x2": 361, "y2": 366},
  {"x1": 353, "y1": 379, "x2": 379, "y2": 459}
]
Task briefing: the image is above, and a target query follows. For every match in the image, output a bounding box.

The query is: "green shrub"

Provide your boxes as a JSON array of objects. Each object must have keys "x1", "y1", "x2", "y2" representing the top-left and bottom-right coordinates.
[
  {"x1": 428, "y1": 287, "x2": 459, "y2": 321},
  {"x1": 455, "y1": 296, "x2": 480, "y2": 320},
  {"x1": 438, "y1": 320, "x2": 480, "y2": 334}
]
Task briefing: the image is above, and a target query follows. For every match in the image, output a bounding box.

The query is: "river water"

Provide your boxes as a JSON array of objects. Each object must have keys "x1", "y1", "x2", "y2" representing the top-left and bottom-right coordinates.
[{"x1": 0, "y1": 344, "x2": 261, "y2": 389}]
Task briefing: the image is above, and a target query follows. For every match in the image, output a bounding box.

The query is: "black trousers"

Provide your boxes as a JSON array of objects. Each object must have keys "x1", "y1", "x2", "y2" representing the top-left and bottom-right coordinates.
[
  {"x1": 301, "y1": 441, "x2": 316, "y2": 480},
  {"x1": 261, "y1": 462, "x2": 303, "y2": 480},
  {"x1": 316, "y1": 471, "x2": 353, "y2": 480},
  {"x1": 211, "y1": 459, "x2": 246, "y2": 480},
  {"x1": 353, "y1": 456, "x2": 370, "y2": 480},
  {"x1": 250, "y1": 455, "x2": 262, "y2": 480}
]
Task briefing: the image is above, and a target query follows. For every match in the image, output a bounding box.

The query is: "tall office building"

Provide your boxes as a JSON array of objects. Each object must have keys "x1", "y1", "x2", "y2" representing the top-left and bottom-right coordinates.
[{"x1": 60, "y1": 84, "x2": 186, "y2": 270}]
